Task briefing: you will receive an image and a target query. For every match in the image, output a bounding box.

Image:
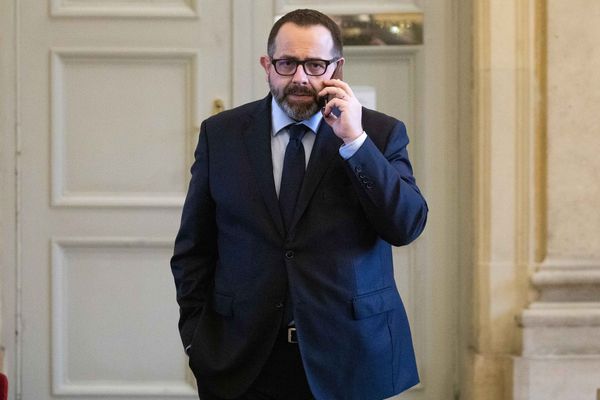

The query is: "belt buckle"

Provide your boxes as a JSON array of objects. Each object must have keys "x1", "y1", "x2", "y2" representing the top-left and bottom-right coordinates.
[{"x1": 287, "y1": 327, "x2": 298, "y2": 344}]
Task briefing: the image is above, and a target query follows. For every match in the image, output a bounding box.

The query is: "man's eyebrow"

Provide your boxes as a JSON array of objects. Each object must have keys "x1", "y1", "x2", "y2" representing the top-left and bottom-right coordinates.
[
  {"x1": 275, "y1": 55, "x2": 325, "y2": 61},
  {"x1": 275, "y1": 54, "x2": 299, "y2": 60}
]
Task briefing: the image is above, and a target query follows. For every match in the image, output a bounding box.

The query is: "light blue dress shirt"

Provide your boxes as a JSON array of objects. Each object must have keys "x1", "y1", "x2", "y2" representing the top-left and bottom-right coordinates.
[{"x1": 270, "y1": 98, "x2": 367, "y2": 196}]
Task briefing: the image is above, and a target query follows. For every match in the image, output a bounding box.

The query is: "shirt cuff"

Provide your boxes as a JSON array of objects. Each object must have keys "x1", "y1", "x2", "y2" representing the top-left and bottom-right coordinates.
[{"x1": 339, "y1": 131, "x2": 368, "y2": 160}]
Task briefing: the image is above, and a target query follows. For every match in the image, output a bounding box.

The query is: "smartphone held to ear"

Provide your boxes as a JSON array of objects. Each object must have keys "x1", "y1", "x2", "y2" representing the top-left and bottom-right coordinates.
[
  {"x1": 320, "y1": 62, "x2": 343, "y2": 117},
  {"x1": 331, "y1": 61, "x2": 343, "y2": 80},
  {"x1": 318, "y1": 95, "x2": 328, "y2": 109},
  {"x1": 320, "y1": 95, "x2": 342, "y2": 118}
]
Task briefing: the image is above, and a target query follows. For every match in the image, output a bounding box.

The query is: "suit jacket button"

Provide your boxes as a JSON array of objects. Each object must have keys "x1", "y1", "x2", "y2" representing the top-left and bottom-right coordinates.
[
  {"x1": 285, "y1": 250, "x2": 295, "y2": 259},
  {"x1": 275, "y1": 302, "x2": 284, "y2": 309}
]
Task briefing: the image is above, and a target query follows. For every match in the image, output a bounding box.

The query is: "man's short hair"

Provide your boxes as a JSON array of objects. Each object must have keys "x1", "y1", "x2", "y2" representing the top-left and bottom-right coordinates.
[{"x1": 267, "y1": 9, "x2": 343, "y2": 59}]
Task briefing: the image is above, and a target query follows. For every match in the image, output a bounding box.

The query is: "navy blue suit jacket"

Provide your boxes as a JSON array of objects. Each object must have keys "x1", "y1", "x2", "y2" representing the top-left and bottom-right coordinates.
[{"x1": 171, "y1": 94, "x2": 428, "y2": 399}]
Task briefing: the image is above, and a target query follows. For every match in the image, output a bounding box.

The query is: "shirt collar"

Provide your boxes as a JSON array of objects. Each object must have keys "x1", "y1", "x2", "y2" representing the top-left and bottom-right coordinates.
[{"x1": 271, "y1": 97, "x2": 322, "y2": 136}]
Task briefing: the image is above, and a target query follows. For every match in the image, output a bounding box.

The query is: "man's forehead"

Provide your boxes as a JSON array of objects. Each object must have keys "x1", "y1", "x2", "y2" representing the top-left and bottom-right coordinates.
[{"x1": 273, "y1": 23, "x2": 334, "y2": 57}]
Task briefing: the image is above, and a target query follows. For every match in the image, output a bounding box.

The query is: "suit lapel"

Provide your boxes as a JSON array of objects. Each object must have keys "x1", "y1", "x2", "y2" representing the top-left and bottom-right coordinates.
[
  {"x1": 288, "y1": 121, "x2": 342, "y2": 232},
  {"x1": 242, "y1": 96, "x2": 286, "y2": 238}
]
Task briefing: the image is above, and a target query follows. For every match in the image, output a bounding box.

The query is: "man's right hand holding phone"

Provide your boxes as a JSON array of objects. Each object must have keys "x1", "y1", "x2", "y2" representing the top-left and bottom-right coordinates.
[{"x1": 319, "y1": 79, "x2": 364, "y2": 144}]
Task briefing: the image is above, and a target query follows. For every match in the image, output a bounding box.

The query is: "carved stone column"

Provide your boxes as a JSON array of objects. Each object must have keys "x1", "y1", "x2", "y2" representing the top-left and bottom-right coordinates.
[
  {"x1": 468, "y1": 0, "x2": 540, "y2": 398},
  {"x1": 513, "y1": 0, "x2": 600, "y2": 399}
]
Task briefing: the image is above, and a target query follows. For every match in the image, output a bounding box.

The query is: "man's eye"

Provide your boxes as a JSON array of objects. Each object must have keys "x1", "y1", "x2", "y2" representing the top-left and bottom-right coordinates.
[{"x1": 279, "y1": 60, "x2": 295, "y2": 67}]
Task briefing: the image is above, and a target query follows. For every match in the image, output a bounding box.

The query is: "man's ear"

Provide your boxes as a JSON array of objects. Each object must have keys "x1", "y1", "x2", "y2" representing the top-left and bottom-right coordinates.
[
  {"x1": 259, "y1": 56, "x2": 271, "y2": 79},
  {"x1": 332, "y1": 58, "x2": 344, "y2": 80}
]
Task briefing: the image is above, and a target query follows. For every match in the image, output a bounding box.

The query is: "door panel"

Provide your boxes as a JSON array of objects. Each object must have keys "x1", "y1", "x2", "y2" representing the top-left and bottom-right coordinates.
[
  {"x1": 19, "y1": 0, "x2": 231, "y2": 398},
  {"x1": 51, "y1": 49, "x2": 196, "y2": 207},
  {"x1": 51, "y1": 238, "x2": 192, "y2": 396}
]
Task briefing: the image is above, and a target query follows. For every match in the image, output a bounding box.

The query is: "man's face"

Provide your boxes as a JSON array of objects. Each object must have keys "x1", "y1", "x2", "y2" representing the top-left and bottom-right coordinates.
[{"x1": 260, "y1": 23, "x2": 342, "y2": 121}]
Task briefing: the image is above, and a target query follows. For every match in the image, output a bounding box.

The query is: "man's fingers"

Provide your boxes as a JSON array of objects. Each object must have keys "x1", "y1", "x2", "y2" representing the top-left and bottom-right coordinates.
[
  {"x1": 321, "y1": 79, "x2": 355, "y2": 97},
  {"x1": 322, "y1": 97, "x2": 345, "y2": 117},
  {"x1": 318, "y1": 86, "x2": 346, "y2": 100}
]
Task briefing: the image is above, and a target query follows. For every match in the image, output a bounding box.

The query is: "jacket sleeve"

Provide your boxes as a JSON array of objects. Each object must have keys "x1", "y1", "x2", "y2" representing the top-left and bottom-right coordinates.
[
  {"x1": 344, "y1": 120, "x2": 428, "y2": 246},
  {"x1": 170, "y1": 122, "x2": 217, "y2": 349}
]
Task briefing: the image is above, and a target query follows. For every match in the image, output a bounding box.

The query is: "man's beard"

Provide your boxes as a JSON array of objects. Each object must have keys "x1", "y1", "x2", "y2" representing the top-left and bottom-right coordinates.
[{"x1": 269, "y1": 79, "x2": 320, "y2": 121}]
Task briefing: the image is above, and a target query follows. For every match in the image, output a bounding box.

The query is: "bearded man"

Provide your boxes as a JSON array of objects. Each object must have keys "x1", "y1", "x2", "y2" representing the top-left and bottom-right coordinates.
[{"x1": 171, "y1": 8, "x2": 428, "y2": 400}]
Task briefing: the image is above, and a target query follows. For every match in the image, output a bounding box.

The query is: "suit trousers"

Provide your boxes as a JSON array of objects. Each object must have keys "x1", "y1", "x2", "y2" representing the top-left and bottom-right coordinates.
[{"x1": 197, "y1": 325, "x2": 314, "y2": 400}]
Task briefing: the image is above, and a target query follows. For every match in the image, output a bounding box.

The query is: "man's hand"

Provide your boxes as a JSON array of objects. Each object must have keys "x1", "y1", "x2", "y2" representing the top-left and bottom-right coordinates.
[{"x1": 319, "y1": 79, "x2": 363, "y2": 143}]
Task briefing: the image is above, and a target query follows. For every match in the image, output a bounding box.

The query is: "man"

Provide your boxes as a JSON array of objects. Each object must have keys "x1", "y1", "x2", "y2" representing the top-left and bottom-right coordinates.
[{"x1": 171, "y1": 9, "x2": 428, "y2": 400}]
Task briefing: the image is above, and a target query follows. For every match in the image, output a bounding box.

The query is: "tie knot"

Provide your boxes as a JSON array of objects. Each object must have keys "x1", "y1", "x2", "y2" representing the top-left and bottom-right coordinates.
[{"x1": 287, "y1": 124, "x2": 306, "y2": 142}]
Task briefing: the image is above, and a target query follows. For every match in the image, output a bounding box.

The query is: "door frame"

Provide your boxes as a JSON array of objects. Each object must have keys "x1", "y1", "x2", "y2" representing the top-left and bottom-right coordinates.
[{"x1": 0, "y1": 0, "x2": 20, "y2": 391}]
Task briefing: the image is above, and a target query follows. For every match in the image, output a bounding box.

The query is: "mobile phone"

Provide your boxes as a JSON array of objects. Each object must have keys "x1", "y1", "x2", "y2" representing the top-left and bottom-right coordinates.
[
  {"x1": 331, "y1": 61, "x2": 343, "y2": 80},
  {"x1": 319, "y1": 62, "x2": 344, "y2": 114},
  {"x1": 318, "y1": 94, "x2": 328, "y2": 109}
]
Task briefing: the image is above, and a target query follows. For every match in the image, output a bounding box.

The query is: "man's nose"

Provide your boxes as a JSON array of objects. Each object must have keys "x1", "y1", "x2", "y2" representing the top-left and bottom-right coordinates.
[{"x1": 292, "y1": 64, "x2": 309, "y2": 83}]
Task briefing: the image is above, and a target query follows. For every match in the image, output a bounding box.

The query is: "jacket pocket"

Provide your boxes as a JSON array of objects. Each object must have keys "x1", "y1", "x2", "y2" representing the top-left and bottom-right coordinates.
[
  {"x1": 211, "y1": 292, "x2": 234, "y2": 317},
  {"x1": 352, "y1": 286, "x2": 401, "y2": 320}
]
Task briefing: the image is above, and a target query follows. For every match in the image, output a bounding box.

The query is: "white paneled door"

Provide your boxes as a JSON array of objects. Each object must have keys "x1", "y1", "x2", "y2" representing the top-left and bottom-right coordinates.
[{"x1": 17, "y1": 0, "x2": 232, "y2": 398}]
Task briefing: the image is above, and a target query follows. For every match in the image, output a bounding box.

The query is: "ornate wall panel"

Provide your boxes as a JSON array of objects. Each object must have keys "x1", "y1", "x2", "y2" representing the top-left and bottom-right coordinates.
[
  {"x1": 51, "y1": 238, "x2": 195, "y2": 396},
  {"x1": 51, "y1": 48, "x2": 199, "y2": 207}
]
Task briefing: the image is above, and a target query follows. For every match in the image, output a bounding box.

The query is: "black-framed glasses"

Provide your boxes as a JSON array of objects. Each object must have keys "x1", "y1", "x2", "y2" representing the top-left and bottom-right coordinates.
[{"x1": 270, "y1": 58, "x2": 340, "y2": 76}]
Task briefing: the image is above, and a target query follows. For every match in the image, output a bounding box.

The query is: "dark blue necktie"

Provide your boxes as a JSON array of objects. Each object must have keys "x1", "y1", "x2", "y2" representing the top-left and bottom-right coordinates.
[{"x1": 279, "y1": 123, "x2": 306, "y2": 233}]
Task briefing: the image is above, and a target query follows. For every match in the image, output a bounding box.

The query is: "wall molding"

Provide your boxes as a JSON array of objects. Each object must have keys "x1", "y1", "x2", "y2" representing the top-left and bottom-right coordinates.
[
  {"x1": 50, "y1": 47, "x2": 199, "y2": 208},
  {"x1": 50, "y1": 0, "x2": 198, "y2": 18},
  {"x1": 274, "y1": 1, "x2": 423, "y2": 15},
  {"x1": 51, "y1": 237, "x2": 196, "y2": 396},
  {"x1": 537, "y1": 257, "x2": 600, "y2": 270},
  {"x1": 533, "y1": 270, "x2": 600, "y2": 286},
  {"x1": 521, "y1": 305, "x2": 600, "y2": 327},
  {"x1": 472, "y1": 0, "x2": 540, "y2": 351},
  {"x1": 468, "y1": 0, "x2": 544, "y2": 399},
  {"x1": 531, "y1": 257, "x2": 600, "y2": 286},
  {"x1": 0, "y1": 0, "x2": 20, "y2": 393}
]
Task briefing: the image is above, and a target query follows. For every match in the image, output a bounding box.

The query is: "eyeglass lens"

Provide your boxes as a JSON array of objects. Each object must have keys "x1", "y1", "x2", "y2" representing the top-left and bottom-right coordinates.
[{"x1": 274, "y1": 59, "x2": 328, "y2": 76}]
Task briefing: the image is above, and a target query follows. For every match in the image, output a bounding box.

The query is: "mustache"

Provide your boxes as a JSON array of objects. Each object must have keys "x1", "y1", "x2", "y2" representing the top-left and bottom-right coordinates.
[{"x1": 284, "y1": 85, "x2": 317, "y2": 98}]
